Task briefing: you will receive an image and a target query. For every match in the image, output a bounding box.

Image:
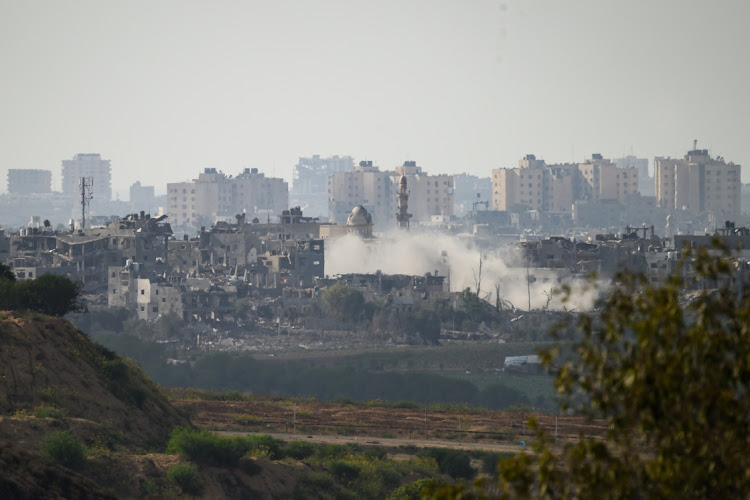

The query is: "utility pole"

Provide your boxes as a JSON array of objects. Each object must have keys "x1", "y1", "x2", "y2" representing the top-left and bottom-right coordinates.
[
  {"x1": 79, "y1": 177, "x2": 93, "y2": 231},
  {"x1": 293, "y1": 402, "x2": 297, "y2": 435},
  {"x1": 424, "y1": 403, "x2": 427, "y2": 440}
]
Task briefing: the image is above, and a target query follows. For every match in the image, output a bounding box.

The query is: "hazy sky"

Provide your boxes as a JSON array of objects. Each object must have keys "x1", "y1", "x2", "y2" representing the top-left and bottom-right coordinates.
[{"x1": 2, "y1": 0, "x2": 749, "y2": 196}]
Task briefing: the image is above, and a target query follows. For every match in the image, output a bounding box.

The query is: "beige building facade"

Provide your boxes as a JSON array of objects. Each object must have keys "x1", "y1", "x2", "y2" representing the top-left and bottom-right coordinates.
[
  {"x1": 655, "y1": 148, "x2": 741, "y2": 216},
  {"x1": 492, "y1": 154, "x2": 638, "y2": 212},
  {"x1": 327, "y1": 161, "x2": 394, "y2": 227},
  {"x1": 328, "y1": 160, "x2": 453, "y2": 228},
  {"x1": 167, "y1": 168, "x2": 288, "y2": 228},
  {"x1": 390, "y1": 162, "x2": 454, "y2": 223}
]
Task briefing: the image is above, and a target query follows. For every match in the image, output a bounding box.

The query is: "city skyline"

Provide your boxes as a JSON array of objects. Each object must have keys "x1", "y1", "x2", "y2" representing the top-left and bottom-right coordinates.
[{"x1": 1, "y1": 0, "x2": 749, "y2": 195}]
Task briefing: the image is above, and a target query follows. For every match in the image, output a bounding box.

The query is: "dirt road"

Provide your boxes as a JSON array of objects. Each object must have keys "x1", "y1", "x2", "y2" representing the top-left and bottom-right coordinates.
[{"x1": 218, "y1": 430, "x2": 528, "y2": 454}]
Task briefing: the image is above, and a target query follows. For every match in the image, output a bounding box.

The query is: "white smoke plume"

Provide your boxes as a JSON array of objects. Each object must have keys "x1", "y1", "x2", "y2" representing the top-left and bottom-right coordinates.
[{"x1": 325, "y1": 231, "x2": 598, "y2": 311}]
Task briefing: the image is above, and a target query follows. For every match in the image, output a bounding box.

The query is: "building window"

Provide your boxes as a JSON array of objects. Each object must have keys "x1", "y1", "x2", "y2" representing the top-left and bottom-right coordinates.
[{"x1": 140, "y1": 289, "x2": 145, "y2": 295}]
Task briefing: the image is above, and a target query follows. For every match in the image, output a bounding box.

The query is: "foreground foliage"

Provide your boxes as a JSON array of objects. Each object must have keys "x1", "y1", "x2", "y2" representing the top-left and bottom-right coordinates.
[
  {"x1": 40, "y1": 430, "x2": 88, "y2": 470},
  {"x1": 0, "y1": 263, "x2": 84, "y2": 316},
  {"x1": 167, "y1": 463, "x2": 203, "y2": 495},
  {"x1": 166, "y1": 427, "x2": 444, "y2": 499},
  {"x1": 430, "y1": 245, "x2": 750, "y2": 498}
]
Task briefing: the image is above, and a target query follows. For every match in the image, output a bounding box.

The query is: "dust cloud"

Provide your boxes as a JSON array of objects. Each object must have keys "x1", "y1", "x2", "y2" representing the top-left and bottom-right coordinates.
[{"x1": 325, "y1": 232, "x2": 598, "y2": 311}]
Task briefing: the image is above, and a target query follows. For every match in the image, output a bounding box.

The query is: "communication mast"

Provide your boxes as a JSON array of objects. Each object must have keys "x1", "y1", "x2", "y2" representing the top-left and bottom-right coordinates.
[{"x1": 80, "y1": 177, "x2": 93, "y2": 230}]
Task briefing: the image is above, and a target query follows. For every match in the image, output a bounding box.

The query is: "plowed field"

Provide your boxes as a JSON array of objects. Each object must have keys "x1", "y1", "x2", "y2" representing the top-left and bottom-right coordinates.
[{"x1": 174, "y1": 399, "x2": 607, "y2": 445}]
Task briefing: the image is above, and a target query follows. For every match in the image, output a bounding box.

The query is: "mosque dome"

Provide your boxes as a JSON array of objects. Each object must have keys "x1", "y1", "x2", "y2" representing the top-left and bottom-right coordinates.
[{"x1": 347, "y1": 205, "x2": 372, "y2": 226}]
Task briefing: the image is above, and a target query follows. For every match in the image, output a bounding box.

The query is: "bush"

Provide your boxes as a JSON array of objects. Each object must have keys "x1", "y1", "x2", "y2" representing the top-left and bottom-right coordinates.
[
  {"x1": 417, "y1": 448, "x2": 475, "y2": 480},
  {"x1": 40, "y1": 431, "x2": 87, "y2": 470},
  {"x1": 167, "y1": 463, "x2": 202, "y2": 495},
  {"x1": 386, "y1": 478, "x2": 439, "y2": 500},
  {"x1": 167, "y1": 427, "x2": 246, "y2": 466},
  {"x1": 286, "y1": 440, "x2": 315, "y2": 460},
  {"x1": 477, "y1": 451, "x2": 513, "y2": 474},
  {"x1": 10, "y1": 274, "x2": 84, "y2": 316},
  {"x1": 329, "y1": 459, "x2": 361, "y2": 482},
  {"x1": 378, "y1": 466, "x2": 403, "y2": 488},
  {"x1": 306, "y1": 471, "x2": 335, "y2": 490},
  {"x1": 167, "y1": 427, "x2": 283, "y2": 466},
  {"x1": 315, "y1": 444, "x2": 348, "y2": 460},
  {"x1": 32, "y1": 405, "x2": 66, "y2": 419},
  {"x1": 245, "y1": 433, "x2": 283, "y2": 459}
]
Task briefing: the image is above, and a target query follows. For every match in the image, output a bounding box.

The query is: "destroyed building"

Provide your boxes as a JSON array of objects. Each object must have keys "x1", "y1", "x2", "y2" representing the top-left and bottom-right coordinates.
[
  {"x1": 511, "y1": 226, "x2": 665, "y2": 279},
  {"x1": 10, "y1": 211, "x2": 172, "y2": 291},
  {"x1": 317, "y1": 271, "x2": 449, "y2": 311}
]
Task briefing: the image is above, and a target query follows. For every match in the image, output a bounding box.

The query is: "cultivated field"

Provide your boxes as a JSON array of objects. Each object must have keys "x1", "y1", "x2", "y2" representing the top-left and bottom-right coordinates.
[{"x1": 174, "y1": 398, "x2": 607, "y2": 446}]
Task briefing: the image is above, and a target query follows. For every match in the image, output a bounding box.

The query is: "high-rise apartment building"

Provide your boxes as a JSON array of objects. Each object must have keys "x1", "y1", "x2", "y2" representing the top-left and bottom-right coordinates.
[
  {"x1": 292, "y1": 155, "x2": 354, "y2": 218},
  {"x1": 61, "y1": 154, "x2": 112, "y2": 202},
  {"x1": 577, "y1": 154, "x2": 639, "y2": 204},
  {"x1": 130, "y1": 181, "x2": 156, "y2": 211},
  {"x1": 167, "y1": 168, "x2": 288, "y2": 228},
  {"x1": 390, "y1": 162, "x2": 453, "y2": 222},
  {"x1": 492, "y1": 154, "x2": 638, "y2": 212},
  {"x1": 453, "y1": 173, "x2": 491, "y2": 216},
  {"x1": 328, "y1": 161, "x2": 393, "y2": 227},
  {"x1": 327, "y1": 160, "x2": 453, "y2": 228},
  {"x1": 615, "y1": 155, "x2": 653, "y2": 196},
  {"x1": 655, "y1": 147, "x2": 741, "y2": 216},
  {"x1": 493, "y1": 155, "x2": 576, "y2": 211},
  {"x1": 7, "y1": 169, "x2": 52, "y2": 194}
]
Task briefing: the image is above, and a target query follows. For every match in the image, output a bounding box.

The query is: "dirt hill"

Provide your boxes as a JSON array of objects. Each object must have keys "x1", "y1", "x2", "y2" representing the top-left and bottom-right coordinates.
[{"x1": 0, "y1": 311, "x2": 188, "y2": 450}]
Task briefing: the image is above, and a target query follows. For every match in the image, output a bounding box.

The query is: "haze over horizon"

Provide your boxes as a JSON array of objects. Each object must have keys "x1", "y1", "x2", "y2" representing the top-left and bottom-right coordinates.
[{"x1": 2, "y1": 0, "x2": 749, "y2": 196}]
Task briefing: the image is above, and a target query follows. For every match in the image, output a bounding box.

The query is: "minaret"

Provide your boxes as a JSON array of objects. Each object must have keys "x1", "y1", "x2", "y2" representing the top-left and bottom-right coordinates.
[{"x1": 396, "y1": 175, "x2": 412, "y2": 229}]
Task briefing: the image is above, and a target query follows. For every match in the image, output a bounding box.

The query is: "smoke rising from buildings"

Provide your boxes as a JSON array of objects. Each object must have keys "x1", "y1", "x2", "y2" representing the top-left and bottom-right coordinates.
[{"x1": 326, "y1": 232, "x2": 598, "y2": 311}]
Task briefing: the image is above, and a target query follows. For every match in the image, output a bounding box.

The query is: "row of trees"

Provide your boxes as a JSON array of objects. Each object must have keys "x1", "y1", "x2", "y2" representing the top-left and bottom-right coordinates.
[{"x1": 0, "y1": 263, "x2": 84, "y2": 316}]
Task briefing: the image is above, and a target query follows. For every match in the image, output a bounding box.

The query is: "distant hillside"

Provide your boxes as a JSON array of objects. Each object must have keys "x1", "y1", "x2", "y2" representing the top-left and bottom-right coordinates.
[{"x1": 0, "y1": 311, "x2": 188, "y2": 450}]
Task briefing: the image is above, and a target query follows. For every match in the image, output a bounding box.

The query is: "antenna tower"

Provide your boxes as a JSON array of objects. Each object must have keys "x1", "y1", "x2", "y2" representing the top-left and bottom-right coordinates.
[{"x1": 80, "y1": 177, "x2": 94, "y2": 230}]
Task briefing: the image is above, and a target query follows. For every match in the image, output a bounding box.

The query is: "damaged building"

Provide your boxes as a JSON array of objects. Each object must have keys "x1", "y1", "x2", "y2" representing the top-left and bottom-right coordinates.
[{"x1": 10, "y1": 211, "x2": 172, "y2": 292}]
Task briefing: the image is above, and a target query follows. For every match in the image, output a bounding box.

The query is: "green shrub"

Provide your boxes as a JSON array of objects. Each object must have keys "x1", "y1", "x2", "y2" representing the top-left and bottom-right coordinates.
[
  {"x1": 364, "y1": 446, "x2": 387, "y2": 460},
  {"x1": 8, "y1": 274, "x2": 84, "y2": 316},
  {"x1": 167, "y1": 463, "x2": 202, "y2": 495},
  {"x1": 286, "y1": 440, "x2": 316, "y2": 460},
  {"x1": 477, "y1": 451, "x2": 514, "y2": 474},
  {"x1": 142, "y1": 479, "x2": 157, "y2": 495},
  {"x1": 167, "y1": 427, "x2": 283, "y2": 466},
  {"x1": 222, "y1": 390, "x2": 246, "y2": 401},
  {"x1": 40, "y1": 430, "x2": 87, "y2": 470},
  {"x1": 32, "y1": 404, "x2": 66, "y2": 419},
  {"x1": 329, "y1": 460, "x2": 361, "y2": 483},
  {"x1": 306, "y1": 471, "x2": 335, "y2": 490},
  {"x1": 378, "y1": 466, "x2": 403, "y2": 488},
  {"x1": 316, "y1": 444, "x2": 348, "y2": 460},
  {"x1": 167, "y1": 427, "x2": 246, "y2": 466},
  {"x1": 417, "y1": 448, "x2": 475, "y2": 480},
  {"x1": 245, "y1": 433, "x2": 283, "y2": 459},
  {"x1": 386, "y1": 478, "x2": 439, "y2": 500}
]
